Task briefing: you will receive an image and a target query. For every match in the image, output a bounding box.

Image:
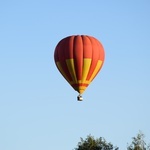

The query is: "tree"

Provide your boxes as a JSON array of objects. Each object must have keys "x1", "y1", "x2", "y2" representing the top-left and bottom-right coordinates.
[
  {"x1": 127, "y1": 131, "x2": 150, "y2": 150},
  {"x1": 73, "y1": 132, "x2": 150, "y2": 150},
  {"x1": 74, "y1": 135, "x2": 119, "y2": 150}
]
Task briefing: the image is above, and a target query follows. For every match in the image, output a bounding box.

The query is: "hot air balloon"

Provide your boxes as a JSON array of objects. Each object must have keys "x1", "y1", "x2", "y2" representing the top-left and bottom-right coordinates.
[{"x1": 54, "y1": 35, "x2": 105, "y2": 101}]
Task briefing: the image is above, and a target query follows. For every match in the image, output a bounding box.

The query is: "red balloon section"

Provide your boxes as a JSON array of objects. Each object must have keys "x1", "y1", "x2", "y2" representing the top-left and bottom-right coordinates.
[{"x1": 54, "y1": 35, "x2": 105, "y2": 96}]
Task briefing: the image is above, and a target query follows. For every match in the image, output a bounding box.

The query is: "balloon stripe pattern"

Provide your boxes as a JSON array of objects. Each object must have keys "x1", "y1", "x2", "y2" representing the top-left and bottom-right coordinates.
[{"x1": 54, "y1": 35, "x2": 105, "y2": 94}]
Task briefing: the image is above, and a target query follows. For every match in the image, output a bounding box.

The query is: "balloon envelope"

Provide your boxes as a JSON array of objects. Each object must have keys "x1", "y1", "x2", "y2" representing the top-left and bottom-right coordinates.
[{"x1": 54, "y1": 35, "x2": 105, "y2": 94}]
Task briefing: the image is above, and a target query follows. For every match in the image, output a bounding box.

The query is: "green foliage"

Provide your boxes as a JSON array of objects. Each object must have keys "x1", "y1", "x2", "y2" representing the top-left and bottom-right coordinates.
[
  {"x1": 74, "y1": 135, "x2": 119, "y2": 150},
  {"x1": 74, "y1": 132, "x2": 150, "y2": 150},
  {"x1": 127, "y1": 131, "x2": 150, "y2": 150}
]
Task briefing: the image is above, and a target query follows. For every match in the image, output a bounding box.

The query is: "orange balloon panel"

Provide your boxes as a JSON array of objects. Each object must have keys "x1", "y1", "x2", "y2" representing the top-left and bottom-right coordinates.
[{"x1": 54, "y1": 35, "x2": 105, "y2": 94}]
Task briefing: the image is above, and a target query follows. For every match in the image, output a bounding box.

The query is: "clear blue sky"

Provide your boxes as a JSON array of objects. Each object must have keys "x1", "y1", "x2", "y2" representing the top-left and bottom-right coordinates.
[{"x1": 0, "y1": 0, "x2": 150, "y2": 149}]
